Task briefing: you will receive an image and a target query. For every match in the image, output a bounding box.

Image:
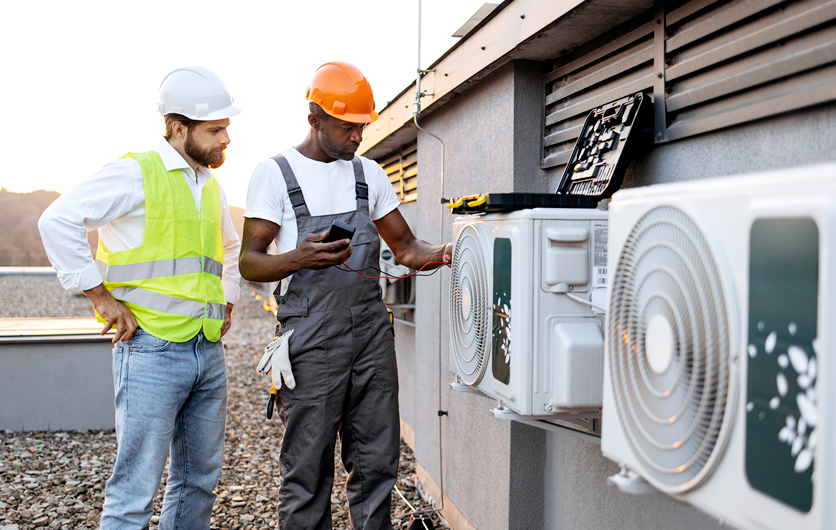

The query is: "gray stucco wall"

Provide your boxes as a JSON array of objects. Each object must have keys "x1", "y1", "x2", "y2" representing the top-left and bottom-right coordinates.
[{"x1": 411, "y1": 61, "x2": 517, "y2": 530}]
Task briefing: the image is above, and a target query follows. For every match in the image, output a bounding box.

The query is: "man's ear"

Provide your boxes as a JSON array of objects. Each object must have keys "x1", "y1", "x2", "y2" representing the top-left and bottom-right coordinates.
[
  {"x1": 308, "y1": 113, "x2": 321, "y2": 130},
  {"x1": 172, "y1": 120, "x2": 188, "y2": 139}
]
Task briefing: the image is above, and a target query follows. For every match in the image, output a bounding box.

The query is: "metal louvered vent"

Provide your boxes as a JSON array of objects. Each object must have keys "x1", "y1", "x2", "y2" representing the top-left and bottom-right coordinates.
[
  {"x1": 543, "y1": 0, "x2": 836, "y2": 170},
  {"x1": 608, "y1": 206, "x2": 734, "y2": 492},
  {"x1": 450, "y1": 224, "x2": 491, "y2": 386},
  {"x1": 379, "y1": 142, "x2": 418, "y2": 203}
]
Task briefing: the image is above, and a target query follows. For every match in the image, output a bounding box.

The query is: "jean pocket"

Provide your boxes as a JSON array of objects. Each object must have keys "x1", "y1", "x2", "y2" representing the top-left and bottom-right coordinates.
[{"x1": 127, "y1": 329, "x2": 171, "y2": 353}]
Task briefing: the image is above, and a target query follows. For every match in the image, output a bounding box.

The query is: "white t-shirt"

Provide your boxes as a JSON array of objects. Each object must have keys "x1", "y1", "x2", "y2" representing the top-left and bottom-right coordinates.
[{"x1": 244, "y1": 147, "x2": 400, "y2": 291}]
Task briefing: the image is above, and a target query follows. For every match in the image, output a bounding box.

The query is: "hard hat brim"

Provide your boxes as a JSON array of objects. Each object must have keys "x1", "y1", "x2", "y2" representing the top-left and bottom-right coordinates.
[
  {"x1": 193, "y1": 104, "x2": 241, "y2": 121},
  {"x1": 324, "y1": 109, "x2": 379, "y2": 124},
  {"x1": 162, "y1": 103, "x2": 241, "y2": 121}
]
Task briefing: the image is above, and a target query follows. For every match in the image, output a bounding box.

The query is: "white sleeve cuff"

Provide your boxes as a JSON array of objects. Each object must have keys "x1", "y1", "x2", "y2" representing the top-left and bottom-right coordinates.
[
  {"x1": 223, "y1": 279, "x2": 240, "y2": 305},
  {"x1": 57, "y1": 261, "x2": 103, "y2": 292}
]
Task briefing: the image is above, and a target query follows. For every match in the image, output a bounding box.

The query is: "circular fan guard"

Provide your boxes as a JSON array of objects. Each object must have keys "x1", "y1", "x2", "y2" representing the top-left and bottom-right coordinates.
[
  {"x1": 450, "y1": 224, "x2": 490, "y2": 385},
  {"x1": 609, "y1": 206, "x2": 734, "y2": 492}
]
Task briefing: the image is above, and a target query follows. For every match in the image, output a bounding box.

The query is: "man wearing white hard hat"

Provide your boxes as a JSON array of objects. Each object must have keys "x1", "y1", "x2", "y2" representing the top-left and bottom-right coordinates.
[{"x1": 38, "y1": 66, "x2": 241, "y2": 529}]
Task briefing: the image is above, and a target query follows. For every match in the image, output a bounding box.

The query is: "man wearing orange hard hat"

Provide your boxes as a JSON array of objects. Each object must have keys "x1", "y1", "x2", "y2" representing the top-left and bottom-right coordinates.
[{"x1": 240, "y1": 61, "x2": 451, "y2": 529}]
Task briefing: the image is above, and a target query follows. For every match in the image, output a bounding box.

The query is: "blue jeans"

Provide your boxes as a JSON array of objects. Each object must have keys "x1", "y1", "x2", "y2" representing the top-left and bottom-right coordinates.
[{"x1": 100, "y1": 328, "x2": 227, "y2": 530}]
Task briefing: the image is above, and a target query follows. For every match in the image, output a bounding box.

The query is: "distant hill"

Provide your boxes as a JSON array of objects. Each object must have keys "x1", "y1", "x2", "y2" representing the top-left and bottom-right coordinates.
[
  {"x1": 0, "y1": 188, "x2": 61, "y2": 266},
  {"x1": 0, "y1": 187, "x2": 247, "y2": 267}
]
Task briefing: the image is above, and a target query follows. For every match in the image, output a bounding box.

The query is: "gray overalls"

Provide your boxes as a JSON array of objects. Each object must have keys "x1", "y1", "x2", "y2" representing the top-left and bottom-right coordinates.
[{"x1": 272, "y1": 154, "x2": 399, "y2": 530}]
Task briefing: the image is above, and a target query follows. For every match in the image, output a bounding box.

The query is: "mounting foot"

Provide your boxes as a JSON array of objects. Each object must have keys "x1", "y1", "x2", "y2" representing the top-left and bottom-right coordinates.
[
  {"x1": 448, "y1": 381, "x2": 483, "y2": 394},
  {"x1": 607, "y1": 464, "x2": 656, "y2": 495}
]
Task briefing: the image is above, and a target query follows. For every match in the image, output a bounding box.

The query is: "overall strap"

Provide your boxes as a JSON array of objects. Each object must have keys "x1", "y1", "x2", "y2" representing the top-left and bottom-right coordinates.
[
  {"x1": 272, "y1": 154, "x2": 311, "y2": 219},
  {"x1": 352, "y1": 157, "x2": 369, "y2": 212}
]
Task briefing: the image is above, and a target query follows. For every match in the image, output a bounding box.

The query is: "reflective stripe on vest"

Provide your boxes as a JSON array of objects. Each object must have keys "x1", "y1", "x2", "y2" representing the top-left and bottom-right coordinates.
[
  {"x1": 96, "y1": 256, "x2": 223, "y2": 283},
  {"x1": 95, "y1": 150, "x2": 226, "y2": 343},
  {"x1": 109, "y1": 286, "x2": 227, "y2": 320}
]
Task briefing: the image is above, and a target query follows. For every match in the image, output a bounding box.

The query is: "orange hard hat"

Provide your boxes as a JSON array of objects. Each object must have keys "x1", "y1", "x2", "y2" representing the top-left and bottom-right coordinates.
[{"x1": 306, "y1": 61, "x2": 379, "y2": 124}]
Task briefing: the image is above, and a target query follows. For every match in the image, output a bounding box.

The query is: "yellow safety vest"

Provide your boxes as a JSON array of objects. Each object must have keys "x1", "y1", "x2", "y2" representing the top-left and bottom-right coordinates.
[{"x1": 95, "y1": 150, "x2": 226, "y2": 342}]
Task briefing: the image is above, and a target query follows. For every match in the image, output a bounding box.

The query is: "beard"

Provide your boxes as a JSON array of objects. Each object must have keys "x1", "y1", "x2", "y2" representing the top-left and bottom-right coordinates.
[
  {"x1": 185, "y1": 133, "x2": 226, "y2": 169},
  {"x1": 321, "y1": 128, "x2": 358, "y2": 161}
]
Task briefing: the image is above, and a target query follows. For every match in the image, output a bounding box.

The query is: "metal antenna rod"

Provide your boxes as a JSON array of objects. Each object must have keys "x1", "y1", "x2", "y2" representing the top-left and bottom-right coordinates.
[
  {"x1": 406, "y1": 0, "x2": 447, "y2": 520},
  {"x1": 415, "y1": 0, "x2": 422, "y2": 114}
]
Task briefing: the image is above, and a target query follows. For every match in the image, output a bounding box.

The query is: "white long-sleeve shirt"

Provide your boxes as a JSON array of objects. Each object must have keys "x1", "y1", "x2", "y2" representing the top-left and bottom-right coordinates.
[{"x1": 39, "y1": 138, "x2": 241, "y2": 304}]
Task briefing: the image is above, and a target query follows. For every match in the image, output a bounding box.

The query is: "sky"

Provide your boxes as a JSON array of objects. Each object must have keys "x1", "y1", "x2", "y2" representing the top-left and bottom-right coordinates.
[{"x1": 1, "y1": 0, "x2": 490, "y2": 208}]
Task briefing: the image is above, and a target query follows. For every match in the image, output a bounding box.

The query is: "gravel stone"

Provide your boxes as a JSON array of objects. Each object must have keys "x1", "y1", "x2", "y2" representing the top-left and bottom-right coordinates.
[{"x1": 1, "y1": 279, "x2": 448, "y2": 529}]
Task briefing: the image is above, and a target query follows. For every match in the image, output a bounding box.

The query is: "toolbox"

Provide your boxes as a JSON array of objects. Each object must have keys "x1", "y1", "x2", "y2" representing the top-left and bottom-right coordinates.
[{"x1": 442, "y1": 92, "x2": 650, "y2": 215}]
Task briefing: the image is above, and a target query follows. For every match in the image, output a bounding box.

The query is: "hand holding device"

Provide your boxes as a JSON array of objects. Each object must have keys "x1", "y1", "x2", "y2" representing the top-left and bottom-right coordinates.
[{"x1": 324, "y1": 220, "x2": 356, "y2": 252}]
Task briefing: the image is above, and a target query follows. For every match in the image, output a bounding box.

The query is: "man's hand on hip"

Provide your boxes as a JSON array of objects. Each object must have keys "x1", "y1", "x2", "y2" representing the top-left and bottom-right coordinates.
[
  {"x1": 83, "y1": 284, "x2": 138, "y2": 343},
  {"x1": 221, "y1": 303, "x2": 234, "y2": 337}
]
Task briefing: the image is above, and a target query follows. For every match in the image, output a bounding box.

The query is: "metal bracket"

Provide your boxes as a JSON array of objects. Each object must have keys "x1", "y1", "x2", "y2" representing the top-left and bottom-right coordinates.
[
  {"x1": 489, "y1": 406, "x2": 601, "y2": 423},
  {"x1": 653, "y1": 0, "x2": 668, "y2": 143}
]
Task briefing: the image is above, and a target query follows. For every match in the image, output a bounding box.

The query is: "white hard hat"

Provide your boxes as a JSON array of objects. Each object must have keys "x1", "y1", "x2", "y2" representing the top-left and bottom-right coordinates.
[{"x1": 157, "y1": 66, "x2": 241, "y2": 120}]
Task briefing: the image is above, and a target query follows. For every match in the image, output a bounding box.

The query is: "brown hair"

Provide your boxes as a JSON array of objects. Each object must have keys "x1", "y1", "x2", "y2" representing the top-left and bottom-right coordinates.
[{"x1": 163, "y1": 114, "x2": 200, "y2": 139}]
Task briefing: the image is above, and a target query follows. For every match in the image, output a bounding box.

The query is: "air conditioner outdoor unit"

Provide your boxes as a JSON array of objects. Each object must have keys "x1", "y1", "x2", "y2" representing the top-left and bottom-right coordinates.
[
  {"x1": 449, "y1": 208, "x2": 608, "y2": 417},
  {"x1": 601, "y1": 164, "x2": 835, "y2": 529}
]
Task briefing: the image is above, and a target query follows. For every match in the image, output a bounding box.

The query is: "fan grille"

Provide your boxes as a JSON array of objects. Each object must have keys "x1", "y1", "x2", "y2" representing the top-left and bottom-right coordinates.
[
  {"x1": 609, "y1": 206, "x2": 732, "y2": 492},
  {"x1": 450, "y1": 224, "x2": 490, "y2": 385}
]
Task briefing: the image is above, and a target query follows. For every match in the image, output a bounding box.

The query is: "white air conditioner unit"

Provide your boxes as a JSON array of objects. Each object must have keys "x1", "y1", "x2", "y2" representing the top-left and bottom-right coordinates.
[
  {"x1": 601, "y1": 164, "x2": 836, "y2": 529},
  {"x1": 449, "y1": 208, "x2": 608, "y2": 417}
]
